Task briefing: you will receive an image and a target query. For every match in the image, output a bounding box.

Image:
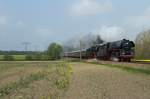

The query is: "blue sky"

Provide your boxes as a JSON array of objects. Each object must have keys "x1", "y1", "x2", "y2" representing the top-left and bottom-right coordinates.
[{"x1": 0, "y1": 0, "x2": 150, "y2": 51}]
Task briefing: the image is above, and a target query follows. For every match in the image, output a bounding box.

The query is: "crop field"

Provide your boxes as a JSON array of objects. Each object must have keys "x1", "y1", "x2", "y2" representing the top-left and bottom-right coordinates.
[
  {"x1": 0, "y1": 55, "x2": 26, "y2": 61},
  {"x1": 0, "y1": 61, "x2": 150, "y2": 99},
  {"x1": 0, "y1": 61, "x2": 72, "y2": 99}
]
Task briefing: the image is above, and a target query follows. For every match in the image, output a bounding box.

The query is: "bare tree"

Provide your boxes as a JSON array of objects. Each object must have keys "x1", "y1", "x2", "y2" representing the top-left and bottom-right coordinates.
[{"x1": 135, "y1": 30, "x2": 150, "y2": 59}]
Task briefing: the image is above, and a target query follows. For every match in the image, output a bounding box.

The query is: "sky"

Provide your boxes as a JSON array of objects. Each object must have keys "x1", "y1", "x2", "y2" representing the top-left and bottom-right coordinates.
[{"x1": 0, "y1": 0, "x2": 150, "y2": 51}]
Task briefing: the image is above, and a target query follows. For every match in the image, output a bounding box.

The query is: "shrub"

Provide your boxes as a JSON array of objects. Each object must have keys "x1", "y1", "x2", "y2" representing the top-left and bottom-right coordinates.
[
  {"x1": 25, "y1": 55, "x2": 33, "y2": 61},
  {"x1": 33, "y1": 54, "x2": 42, "y2": 60},
  {"x1": 3, "y1": 55, "x2": 14, "y2": 61}
]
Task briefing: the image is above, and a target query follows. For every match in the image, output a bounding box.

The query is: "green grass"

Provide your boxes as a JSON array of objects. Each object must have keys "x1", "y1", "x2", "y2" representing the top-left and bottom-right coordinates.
[
  {"x1": 0, "y1": 55, "x2": 26, "y2": 61},
  {"x1": 133, "y1": 59, "x2": 150, "y2": 62},
  {"x1": 84, "y1": 61, "x2": 150, "y2": 75},
  {"x1": 0, "y1": 55, "x2": 3, "y2": 60},
  {"x1": 12, "y1": 55, "x2": 26, "y2": 60}
]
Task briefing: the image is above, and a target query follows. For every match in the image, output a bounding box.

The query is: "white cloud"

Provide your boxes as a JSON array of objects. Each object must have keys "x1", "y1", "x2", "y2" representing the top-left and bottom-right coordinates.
[
  {"x1": 70, "y1": 0, "x2": 113, "y2": 16},
  {"x1": 36, "y1": 27, "x2": 52, "y2": 38},
  {"x1": 94, "y1": 26, "x2": 127, "y2": 42},
  {"x1": 127, "y1": 6, "x2": 150, "y2": 29}
]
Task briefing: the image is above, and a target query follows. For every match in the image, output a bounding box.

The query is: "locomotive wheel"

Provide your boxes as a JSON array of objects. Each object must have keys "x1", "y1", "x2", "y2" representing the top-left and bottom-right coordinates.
[
  {"x1": 127, "y1": 58, "x2": 131, "y2": 62},
  {"x1": 121, "y1": 58, "x2": 131, "y2": 62}
]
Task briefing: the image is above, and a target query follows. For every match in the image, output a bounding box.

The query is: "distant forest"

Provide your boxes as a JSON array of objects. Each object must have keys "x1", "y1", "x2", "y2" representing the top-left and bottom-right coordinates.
[{"x1": 0, "y1": 51, "x2": 42, "y2": 55}]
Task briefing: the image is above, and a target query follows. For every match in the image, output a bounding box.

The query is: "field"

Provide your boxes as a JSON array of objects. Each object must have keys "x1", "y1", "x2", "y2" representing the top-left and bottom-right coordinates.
[
  {"x1": 0, "y1": 55, "x2": 26, "y2": 61},
  {"x1": 0, "y1": 61, "x2": 72, "y2": 99},
  {"x1": 0, "y1": 61, "x2": 150, "y2": 99}
]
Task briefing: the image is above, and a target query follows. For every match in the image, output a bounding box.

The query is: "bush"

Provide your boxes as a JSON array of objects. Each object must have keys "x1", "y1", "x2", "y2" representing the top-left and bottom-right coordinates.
[
  {"x1": 25, "y1": 55, "x2": 33, "y2": 61},
  {"x1": 33, "y1": 54, "x2": 42, "y2": 60},
  {"x1": 3, "y1": 55, "x2": 14, "y2": 61}
]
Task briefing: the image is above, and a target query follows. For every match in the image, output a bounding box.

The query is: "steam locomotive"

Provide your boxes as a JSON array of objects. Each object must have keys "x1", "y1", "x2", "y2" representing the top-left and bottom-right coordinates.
[{"x1": 64, "y1": 39, "x2": 135, "y2": 62}]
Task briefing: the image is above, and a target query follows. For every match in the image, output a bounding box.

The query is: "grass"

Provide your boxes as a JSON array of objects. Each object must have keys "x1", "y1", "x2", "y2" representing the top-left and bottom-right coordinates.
[
  {"x1": 12, "y1": 55, "x2": 26, "y2": 61},
  {"x1": 84, "y1": 61, "x2": 150, "y2": 75},
  {"x1": 55, "y1": 63, "x2": 73, "y2": 89},
  {"x1": 0, "y1": 61, "x2": 73, "y2": 98},
  {"x1": 0, "y1": 55, "x2": 26, "y2": 61},
  {"x1": 0, "y1": 63, "x2": 25, "y2": 73},
  {"x1": 0, "y1": 55, "x2": 3, "y2": 60},
  {"x1": 133, "y1": 59, "x2": 150, "y2": 62},
  {"x1": 0, "y1": 72, "x2": 46, "y2": 97}
]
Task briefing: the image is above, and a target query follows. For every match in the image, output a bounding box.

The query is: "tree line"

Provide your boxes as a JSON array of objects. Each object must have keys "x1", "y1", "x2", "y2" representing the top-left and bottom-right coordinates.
[
  {"x1": 0, "y1": 43, "x2": 63, "y2": 61},
  {"x1": 0, "y1": 51, "x2": 41, "y2": 55}
]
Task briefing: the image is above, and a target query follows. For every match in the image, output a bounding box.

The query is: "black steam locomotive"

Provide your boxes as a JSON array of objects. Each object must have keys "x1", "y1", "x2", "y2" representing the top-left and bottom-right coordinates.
[{"x1": 64, "y1": 39, "x2": 135, "y2": 62}]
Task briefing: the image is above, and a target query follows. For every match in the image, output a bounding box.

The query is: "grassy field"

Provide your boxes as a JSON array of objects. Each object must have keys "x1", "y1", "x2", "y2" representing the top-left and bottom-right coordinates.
[
  {"x1": 0, "y1": 55, "x2": 26, "y2": 61},
  {"x1": 0, "y1": 61, "x2": 72, "y2": 99}
]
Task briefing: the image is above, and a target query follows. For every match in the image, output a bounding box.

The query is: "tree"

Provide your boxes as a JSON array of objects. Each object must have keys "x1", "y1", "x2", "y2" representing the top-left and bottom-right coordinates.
[
  {"x1": 3, "y1": 55, "x2": 14, "y2": 61},
  {"x1": 47, "y1": 43, "x2": 63, "y2": 60},
  {"x1": 34, "y1": 53, "x2": 42, "y2": 60},
  {"x1": 135, "y1": 30, "x2": 150, "y2": 59},
  {"x1": 25, "y1": 55, "x2": 33, "y2": 61}
]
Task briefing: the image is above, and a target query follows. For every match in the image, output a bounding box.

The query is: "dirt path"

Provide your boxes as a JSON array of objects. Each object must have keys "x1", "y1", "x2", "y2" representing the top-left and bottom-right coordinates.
[{"x1": 63, "y1": 62, "x2": 150, "y2": 99}]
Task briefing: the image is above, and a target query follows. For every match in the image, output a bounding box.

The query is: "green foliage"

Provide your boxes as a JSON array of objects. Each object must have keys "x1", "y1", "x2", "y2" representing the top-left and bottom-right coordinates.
[
  {"x1": 25, "y1": 55, "x2": 33, "y2": 60},
  {"x1": 12, "y1": 55, "x2": 26, "y2": 61},
  {"x1": 34, "y1": 54, "x2": 42, "y2": 60},
  {"x1": 55, "y1": 63, "x2": 73, "y2": 89},
  {"x1": 0, "y1": 55, "x2": 3, "y2": 60},
  {"x1": 47, "y1": 43, "x2": 63, "y2": 60},
  {"x1": 3, "y1": 55, "x2": 14, "y2": 61}
]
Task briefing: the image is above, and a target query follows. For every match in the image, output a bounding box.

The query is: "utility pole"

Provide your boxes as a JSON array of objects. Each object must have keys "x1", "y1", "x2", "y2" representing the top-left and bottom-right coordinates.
[
  {"x1": 80, "y1": 40, "x2": 82, "y2": 61},
  {"x1": 22, "y1": 42, "x2": 30, "y2": 51}
]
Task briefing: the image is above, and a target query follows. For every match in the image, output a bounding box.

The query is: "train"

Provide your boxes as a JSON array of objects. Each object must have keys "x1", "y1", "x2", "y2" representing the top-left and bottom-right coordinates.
[{"x1": 64, "y1": 39, "x2": 135, "y2": 62}]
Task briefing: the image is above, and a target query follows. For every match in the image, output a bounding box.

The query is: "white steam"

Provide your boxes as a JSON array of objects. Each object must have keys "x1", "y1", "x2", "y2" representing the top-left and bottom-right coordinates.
[{"x1": 94, "y1": 26, "x2": 128, "y2": 42}]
